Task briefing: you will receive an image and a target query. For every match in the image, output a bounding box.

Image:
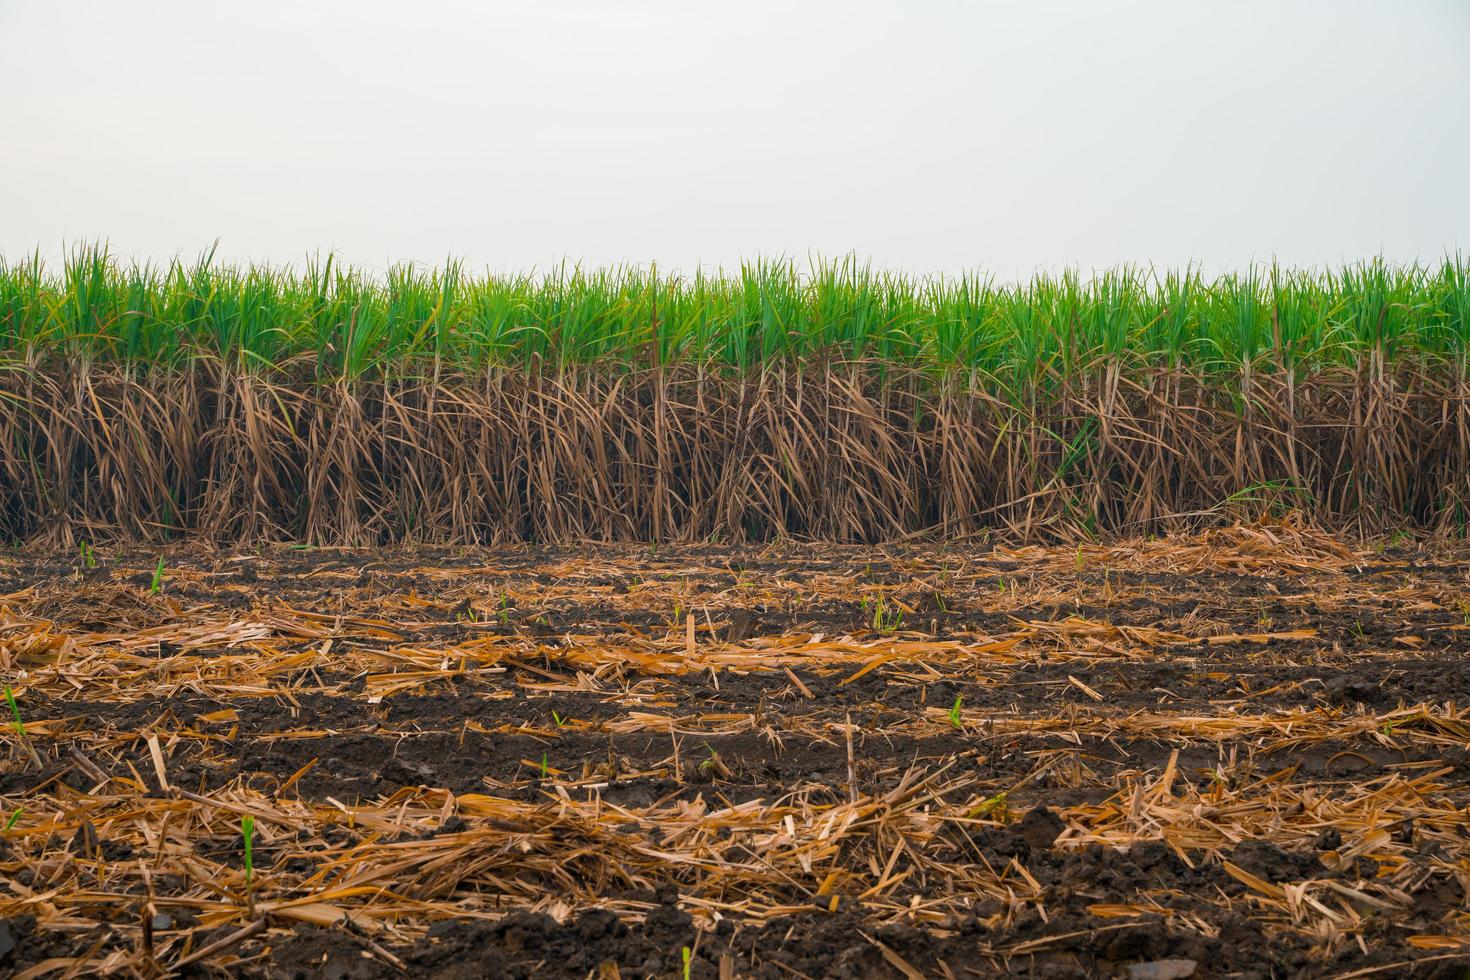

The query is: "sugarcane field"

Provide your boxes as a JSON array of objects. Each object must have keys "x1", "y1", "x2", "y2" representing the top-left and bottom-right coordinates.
[{"x1": 5, "y1": 257, "x2": 1470, "y2": 980}]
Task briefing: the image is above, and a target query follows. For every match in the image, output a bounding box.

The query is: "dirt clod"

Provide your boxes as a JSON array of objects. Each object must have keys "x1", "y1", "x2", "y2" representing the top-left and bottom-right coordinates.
[{"x1": 1018, "y1": 805, "x2": 1066, "y2": 850}]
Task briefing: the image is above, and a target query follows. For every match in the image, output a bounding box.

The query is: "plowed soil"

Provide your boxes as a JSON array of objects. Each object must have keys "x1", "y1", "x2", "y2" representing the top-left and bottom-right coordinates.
[{"x1": 2, "y1": 523, "x2": 1470, "y2": 978}]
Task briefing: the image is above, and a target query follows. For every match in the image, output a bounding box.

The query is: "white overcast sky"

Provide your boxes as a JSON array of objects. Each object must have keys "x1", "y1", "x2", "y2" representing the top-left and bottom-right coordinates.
[{"x1": 2, "y1": 0, "x2": 1468, "y2": 278}]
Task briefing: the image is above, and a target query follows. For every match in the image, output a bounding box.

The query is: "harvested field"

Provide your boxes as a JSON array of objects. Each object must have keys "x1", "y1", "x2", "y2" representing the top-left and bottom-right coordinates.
[{"x1": 2, "y1": 521, "x2": 1470, "y2": 977}]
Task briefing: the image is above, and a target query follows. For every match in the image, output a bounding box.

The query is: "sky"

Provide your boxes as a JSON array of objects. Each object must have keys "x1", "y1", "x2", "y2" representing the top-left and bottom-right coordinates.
[{"x1": 2, "y1": 0, "x2": 1468, "y2": 279}]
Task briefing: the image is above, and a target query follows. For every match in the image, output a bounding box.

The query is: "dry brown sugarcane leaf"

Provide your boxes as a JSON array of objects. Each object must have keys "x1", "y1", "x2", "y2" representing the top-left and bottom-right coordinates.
[
  {"x1": 1206, "y1": 629, "x2": 1318, "y2": 645},
  {"x1": 1221, "y1": 861, "x2": 1286, "y2": 901},
  {"x1": 260, "y1": 901, "x2": 387, "y2": 932},
  {"x1": 1088, "y1": 904, "x2": 1176, "y2": 919},
  {"x1": 1406, "y1": 936, "x2": 1470, "y2": 949}
]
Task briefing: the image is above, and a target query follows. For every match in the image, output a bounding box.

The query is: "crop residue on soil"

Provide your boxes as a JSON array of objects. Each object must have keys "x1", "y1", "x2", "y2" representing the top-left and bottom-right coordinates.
[{"x1": 2, "y1": 523, "x2": 1470, "y2": 978}]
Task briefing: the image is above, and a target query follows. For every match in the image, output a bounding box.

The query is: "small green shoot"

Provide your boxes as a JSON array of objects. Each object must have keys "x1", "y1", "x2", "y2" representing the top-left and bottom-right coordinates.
[
  {"x1": 552, "y1": 709, "x2": 568, "y2": 729},
  {"x1": 968, "y1": 790, "x2": 1009, "y2": 821},
  {"x1": 79, "y1": 541, "x2": 96, "y2": 568},
  {"x1": 150, "y1": 556, "x2": 165, "y2": 594},
  {"x1": 948, "y1": 695, "x2": 964, "y2": 729},
  {"x1": 3, "y1": 685, "x2": 41, "y2": 768},
  {"x1": 4, "y1": 807, "x2": 20, "y2": 831},
  {"x1": 682, "y1": 946, "x2": 691, "y2": 980},
  {"x1": 4, "y1": 685, "x2": 23, "y2": 736},
  {"x1": 868, "y1": 594, "x2": 903, "y2": 633},
  {"x1": 540, "y1": 752, "x2": 549, "y2": 778},
  {"x1": 699, "y1": 744, "x2": 729, "y2": 778},
  {"x1": 241, "y1": 815, "x2": 255, "y2": 883}
]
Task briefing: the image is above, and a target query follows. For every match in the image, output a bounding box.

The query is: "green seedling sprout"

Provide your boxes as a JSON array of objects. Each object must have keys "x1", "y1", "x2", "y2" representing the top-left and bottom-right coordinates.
[
  {"x1": 552, "y1": 709, "x2": 567, "y2": 729},
  {"x1": 540, "y1": 752, "x2": 549, "y2": 778},
  {"x1": 3, "y1": 685, "x2": 41, "y2": 768},
  {"x1": 968, "y1": 790, "x2": 1009, "y2": 821},
  {"x1": 4, "y1": 686, "x2": 23, "y2": 737},
  {"x1": 682, "y1": 946, "x2": 691, "y2": 980},
  {"x1": 868, "y1": 595, "x2": 902, "y2": 633},
  {"x1": 948, "y1": 695, "x2": 964, "y2": 729},
  {"x1": 4, "y1": 808, "x2": 20, "y2": 831},
  {"x1": 79, "y1": 541, "x2": 96, "y2": 568},
  {"x1": 242, "y1": 815, "x2": 255, "y2": 882},
  {"x1": 150, "y1": 556, "x2": 165, "y2": 594}
]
